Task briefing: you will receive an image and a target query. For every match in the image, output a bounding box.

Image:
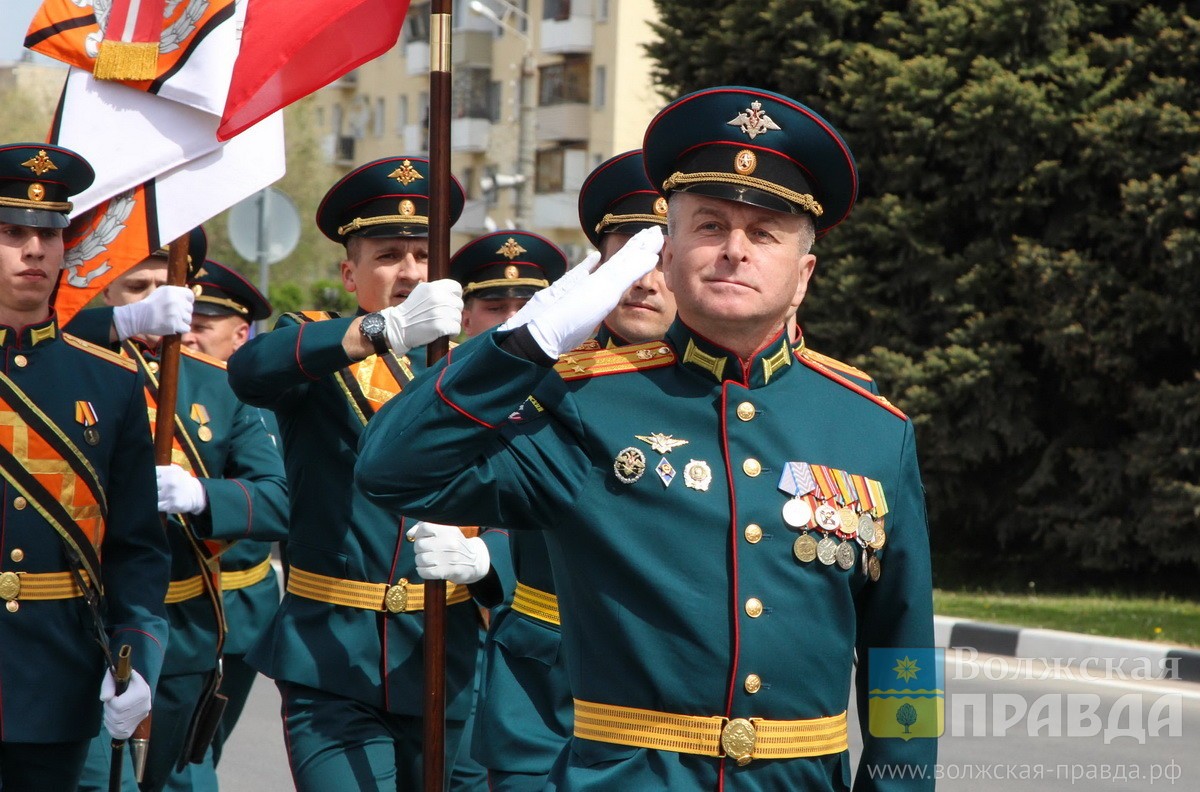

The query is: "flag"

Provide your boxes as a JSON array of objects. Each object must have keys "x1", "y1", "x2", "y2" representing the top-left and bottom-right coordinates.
[
  {"x1": 218, "y1": 0, "x2": 410, "y2": 140},
  {"x1": 25, "y1": 0, "x2": 243, "y2": 116},
  {"x1": 56, "y1": 110, "x2": 284, "y2": 324},
  {"x1": 867, "y1": 648, "x2": 945, "y2": 741}
]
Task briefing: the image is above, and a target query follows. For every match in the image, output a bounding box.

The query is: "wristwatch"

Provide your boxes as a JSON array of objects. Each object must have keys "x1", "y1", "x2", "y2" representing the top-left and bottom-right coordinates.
[{"x1": 359, "y1": 312, "x2": 390, "y2": 356}]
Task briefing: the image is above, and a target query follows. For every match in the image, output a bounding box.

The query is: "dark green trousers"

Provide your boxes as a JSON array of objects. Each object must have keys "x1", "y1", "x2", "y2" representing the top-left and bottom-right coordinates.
[{"x1": 0, "y1": 739, "x2": 89, "y2": 791}]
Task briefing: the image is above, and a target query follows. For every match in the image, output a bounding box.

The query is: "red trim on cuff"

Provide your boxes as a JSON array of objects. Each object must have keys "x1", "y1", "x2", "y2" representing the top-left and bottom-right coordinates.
[
  {"x1": 435, "y1": 366, "x2": 498, "y2": 430},
  {"x1": 230, "y1": 479, "x2": 253, "y2": 538},
  {"x1": 112, "y1": 627, "x2": 163, "y2": 651},
  {"x1": 295, "y1": 323, "x2": 319, "y2": 380}
]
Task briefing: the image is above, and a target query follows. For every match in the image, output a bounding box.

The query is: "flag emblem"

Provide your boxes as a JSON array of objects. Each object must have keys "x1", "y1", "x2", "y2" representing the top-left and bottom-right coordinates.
[{"x1": 868, "y1": 648, "x2": 944, "y2": 740}]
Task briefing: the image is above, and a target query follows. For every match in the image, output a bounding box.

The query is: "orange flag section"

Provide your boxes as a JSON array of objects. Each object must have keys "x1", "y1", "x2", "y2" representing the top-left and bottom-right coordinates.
[
  {"x1": 25, "y1": 0, "x2": 234, "y2": 86},
  {"x1": 56, "y1": 184, "x2": 156, "y2": 325}
]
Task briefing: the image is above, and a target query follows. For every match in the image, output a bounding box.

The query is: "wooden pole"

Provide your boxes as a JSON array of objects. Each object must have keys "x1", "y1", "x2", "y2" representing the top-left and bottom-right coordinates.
[{"x1": 424, "y1": 1, "x2": 453, "y2": 789}]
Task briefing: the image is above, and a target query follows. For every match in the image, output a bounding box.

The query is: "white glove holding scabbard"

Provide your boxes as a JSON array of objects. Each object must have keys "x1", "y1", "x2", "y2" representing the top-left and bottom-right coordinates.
[
  {"x1": 156, "y1": 464, "x2": 207, "y2": 514},
  {"x1": 112, "y1": 286, "x2": 195, "y2": 340},
  {"x1": 380, "y1": 280, "x2": 464, "y2": 354},
  {"x1": 100, "y1": 668, "x2": 151, "y2": 740},
  {"x1": 407, "y1": 521, "x2": 490, "y2": 585},
  {"x1": 503, "y1": 227, "x2": 663, "y2": 358}
]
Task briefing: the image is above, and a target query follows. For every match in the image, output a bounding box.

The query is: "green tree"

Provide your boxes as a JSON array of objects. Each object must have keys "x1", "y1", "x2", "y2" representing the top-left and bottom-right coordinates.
[
  {"x1": 648, "y1": 1, "x2": 1200, "y2": 590},
  {"x1": 896, "y1": 702, "x2": 918, "y2": 734}
]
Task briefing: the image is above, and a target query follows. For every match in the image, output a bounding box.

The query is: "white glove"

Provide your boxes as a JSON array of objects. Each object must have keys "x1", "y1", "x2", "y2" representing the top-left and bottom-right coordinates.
[
  {"x1": 112, "y1": 286, "x2": 195, "y2": 340},
  {"x1": 156, "y1": 464, "x2": 207, "y2": 514},
  {"x1": 100, "y1": 668, "x2": 151, "y2": 740},
  {"x1": 406, "y1": 521, "x2": 490, "y2": 585},
  {"x1": 525, "y1": 227, "x2": 663, "y2": 358},
  {"x1": 381, "y1": 280, "x2": 464, "y2": 354},
  {"x1": 498, "y1": 250, "x2": 601, "y2": 332}
]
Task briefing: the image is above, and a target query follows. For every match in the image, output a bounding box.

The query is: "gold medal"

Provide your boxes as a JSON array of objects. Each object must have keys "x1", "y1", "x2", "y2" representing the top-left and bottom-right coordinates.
[
  {"x1": 613, "y1": 447, "x2": 647, "y2": 484},
  {"x1": 868, "y1": 554, "x2": 882, "y2": 581},
  {"x1": 838, "y1": 507, "x2": 858, "y2": 536},
  {"x1": 814, "y1": 503, "x2": 840, "y2": 532},
  {"x1": 835, "y1": 540, "x2": 856, "y2": 570},
  {"x1": 816, "y1": 536, "x2": 838, "y2": 565},
  {"x1": 197, "y1": 426, "x2": 213, "y2": 442},
  {"x1": 868, "y1": 520, "x2": 886, "y2": 550},
  {"x1": 857, "y1": 513, "x2": 876, "y2": 544},
  {"x1": 683, "y1": 460, "x2": 712, "y2": 492},
  {"x1": 781, "y1": 497, "x2": 812, "y2": 528},
  {"x1": 793, "y1": 533, "x2": 817, "y2": 563}
]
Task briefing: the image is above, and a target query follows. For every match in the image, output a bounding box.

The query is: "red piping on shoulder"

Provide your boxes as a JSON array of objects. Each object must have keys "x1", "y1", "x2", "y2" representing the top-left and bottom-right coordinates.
[{"x1": 795, "y1": 352, "x2": 908, "y2": 421}]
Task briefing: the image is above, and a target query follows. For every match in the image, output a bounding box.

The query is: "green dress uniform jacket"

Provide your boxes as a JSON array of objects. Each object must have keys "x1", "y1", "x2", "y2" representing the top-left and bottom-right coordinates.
[
  {"x1": 0, "y1": 317, "x2": 169, "y2": 743},
  {"x1": 356, "y1": 321, "x2": 936, "y2": 791},
  {"x1": 227, "y1": 312, "x2": 479, "y2": 720}
]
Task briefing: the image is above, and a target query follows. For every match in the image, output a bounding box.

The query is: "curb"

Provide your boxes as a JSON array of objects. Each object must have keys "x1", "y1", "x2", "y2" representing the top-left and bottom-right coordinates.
[{"x1": 934, "y1": 615, "x2": 1200, "y2": 684}]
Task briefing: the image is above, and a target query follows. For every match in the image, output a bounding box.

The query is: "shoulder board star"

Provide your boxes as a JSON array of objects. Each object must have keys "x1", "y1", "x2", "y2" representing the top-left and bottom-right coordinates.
[
  {"x1": 554, "y1": 341, "x2": 676, "y2": 382},
  {"x1": 634, "y1": 433, "x2": 689, "y2": 455}
]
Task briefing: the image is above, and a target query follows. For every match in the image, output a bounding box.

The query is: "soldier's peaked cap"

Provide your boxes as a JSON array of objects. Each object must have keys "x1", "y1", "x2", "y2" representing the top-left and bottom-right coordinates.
[
  {"x1": 643, "y1": 86, "x2": 858, "y2": 236},
  {"x1": 190, "y1": 258, "x2": 272, "y2": 321},
  {"x1": 317, "y1": 156, "x2": 465, "y2": 243},
  {"x1": 0, "y1": 143, "x2": 94, "y2": 230},
  {"x1": 451, "y1": 230, "x2": 567, "y2": 301},
  {"x1": 578, "y1": 150, "x2": 667, "y2": 248}
]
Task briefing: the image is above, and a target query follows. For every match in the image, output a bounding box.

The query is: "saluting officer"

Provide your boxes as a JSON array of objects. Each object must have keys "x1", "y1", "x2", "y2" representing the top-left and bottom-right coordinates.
[
  {"x1": 0, "y1": 143, "x2": 169, "y2": 789},
  {"x1": 226, "y1": 157, "x2": 476, "y2": 790},
  {"x1": 357, "y1": 87, "x2": 936, "y2": 790},
  {"x1": 69, "y1": 234, "x2": 289, "y2": 792}
]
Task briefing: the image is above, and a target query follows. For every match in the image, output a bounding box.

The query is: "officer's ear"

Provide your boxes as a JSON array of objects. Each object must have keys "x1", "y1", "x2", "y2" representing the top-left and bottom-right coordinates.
[
  {"x1": 340, "y1": 258, "x2": 357, "y2": 294},
  {"x1": 791, "y1": 254, "x2": 817, "y2": 311}
]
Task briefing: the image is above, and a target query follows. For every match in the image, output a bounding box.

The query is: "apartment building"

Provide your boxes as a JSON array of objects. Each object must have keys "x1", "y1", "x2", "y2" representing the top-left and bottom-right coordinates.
[{"x1": 310, "y1": 0, "x2": 664, "y2": 259}]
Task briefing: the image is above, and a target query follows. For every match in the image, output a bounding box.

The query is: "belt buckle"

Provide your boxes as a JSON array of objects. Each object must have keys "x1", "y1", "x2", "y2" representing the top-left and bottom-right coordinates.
[
  {"x1": 384, "y1": 579, "x2": 409, "y2": 613},
  {"x1": 0, "y1": 571, "x2": 20, "y2": 602},
  {"x1": 721, "y1": 717, "x2": 757, "y2": 766}
]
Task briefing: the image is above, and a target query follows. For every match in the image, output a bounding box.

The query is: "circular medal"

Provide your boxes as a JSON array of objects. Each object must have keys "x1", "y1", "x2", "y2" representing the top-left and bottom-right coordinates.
[
  {"x1": 816, "y1": 536, "x2": 838, "y2": 566},
  {"x1": 868, "y1": 521, "x2": 886, "y2": 550},
  {"x1": 857, "y1": 513, "x2": 876, "y2": 544},
  {"x1": 782, "y1": 498, "x2": 812, "y2": 529},
  {"x1": 835, "y1": 540, "x2": 856, "y2": 570},
  {"x1": 83, "y1": 426, "x2": 100, "y2": 446},
  {"x1": 683, "y1": 460, "x2": 712, "y2": 492},
  {"x1": 814, "y1": 503, "x2": 840, "y2": 532},
  {"x1": 868, "y1": 554, "x2": 882, "y2": 581},
  {"x1": 793, "y1": 533, "x2": 817, "y2": 563},
  {"x1": 838, "y1": 507, "x2": 858, "y2": 536},
  {"x1": 197, "y1": 426, "x2": 213, "y2": 442}
]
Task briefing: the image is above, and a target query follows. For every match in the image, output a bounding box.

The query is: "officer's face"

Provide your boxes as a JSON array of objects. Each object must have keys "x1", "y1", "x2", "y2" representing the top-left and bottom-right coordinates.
[
  {"x1": 341, "y1": 236, "x2": 429, "y2": 313},
  {"x1": 103, "y1": 258, "x2": 169, "y2": 307},
  {"x1": 0, "y1": 222, "x2": 63, "y2": 321},
  {"x1": 662, "y1": 193, "x2": 815, "y2": 346},
  {"x1": 601, "y1": 232, "x2": 676, "y2": 343},
  {"x1": 462, "y1": 296, "x2": 528, "y2": 339},
  {"x1": 183, "y1": 313, "x2": 250, "y2": 361}
]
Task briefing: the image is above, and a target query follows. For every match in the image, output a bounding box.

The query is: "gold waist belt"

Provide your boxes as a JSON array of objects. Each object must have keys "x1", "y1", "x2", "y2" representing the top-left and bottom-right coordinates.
[
  {"x1": 511, "y1": 581, "x2": 560, "y2": 625},
  {"x1": 286, "y1": 566, "x2": 471, "y2": 613},
  {"x1": 573, "y1": 699, "x2": 848, "y2": 766},
  {"x1": 0, "y1": 569, "x2": 89, "y2": 602},
  {"x1": 165, "y1": 574, "x2": 206, "y2": 604},
  {"x1": 221, "y1": 557, "x2": 272, "y2": 591}
]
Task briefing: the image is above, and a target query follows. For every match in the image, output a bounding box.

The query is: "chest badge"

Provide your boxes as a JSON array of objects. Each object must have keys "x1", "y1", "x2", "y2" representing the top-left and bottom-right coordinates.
[
  {"x1": 75, "y1": 401, "x2": 100, "y2": 446},
  {"x1": 634, "y1": 432, "x2": 688, "y2": 455},
  {"x1": 190, "y1": 403, "x2": 213, "y2": 442},
  {"x1": 613, "y1": 447, "x2": 647, "y2": 484},
  {"x1": 683, "y1": 460, "x2": 712, "y2": 492}
]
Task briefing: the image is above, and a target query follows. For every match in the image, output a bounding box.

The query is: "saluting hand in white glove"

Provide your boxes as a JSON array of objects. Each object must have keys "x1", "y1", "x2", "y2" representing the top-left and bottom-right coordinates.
[
  {"x1": 112, "y1": 286, "x2": 195, "y2": 340},
  {"x1": 381, "y1": 280, "x2": 464, "y2": 354},
  {"x1": 406, "y1": 521, "x2": 490, "y2": 585},
  {"x1": 100, "y1": 668, "x2": 151, "y2": 741},
  {"x1": 155, "y1": 464, "x2": 207, "y2": 515}
]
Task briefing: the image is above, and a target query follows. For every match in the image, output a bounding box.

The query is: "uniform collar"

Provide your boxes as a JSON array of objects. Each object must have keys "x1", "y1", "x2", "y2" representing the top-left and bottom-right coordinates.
[
  {"x1": 595, "y1": 322, "x2": 631, "y2": 349},
  {"x1": 666, "y1": 318, "x2": 794, "y2": 389},
  {"x1": 0, "y1": 312, "x2": 59, "y2": 350}
]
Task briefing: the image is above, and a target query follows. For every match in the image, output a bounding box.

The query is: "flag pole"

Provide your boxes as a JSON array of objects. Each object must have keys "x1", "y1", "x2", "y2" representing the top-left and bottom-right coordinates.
[{"x1": 424, "y1": 1, "x2": 453, "y2": 789}]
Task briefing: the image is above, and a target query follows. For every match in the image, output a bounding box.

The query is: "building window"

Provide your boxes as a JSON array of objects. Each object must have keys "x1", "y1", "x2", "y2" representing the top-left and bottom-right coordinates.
[
  {"x1": 453, "y1": 67, "x2": 492, "y2": 119},
  {"x1": 397, "y1": 95, "x2": 409, "y2": 135},
  {"x1": 539, "y1": 57, "x2": 590, "y2": 106},
  {"x1": 374, "y1": 98, "x2": 386, "y2": 137},
  {"x1": 488, "y1": 81, "x2": 503, "y2": 123},
  {"x1": 597, "y1": 0, "x2": 609, "y2": 22},
  {"x1": 535, "y1": 145, "x2": 586, "y2": 193},
  {"x1": 405, "y1": 3, "x2": 430, "y2": 43},
  {"x1": 543, "y1": 0, "x2": 571, "y2": 21},
  {"x1": 593, "y1": 65, "x2": 606, "y2": 110}
]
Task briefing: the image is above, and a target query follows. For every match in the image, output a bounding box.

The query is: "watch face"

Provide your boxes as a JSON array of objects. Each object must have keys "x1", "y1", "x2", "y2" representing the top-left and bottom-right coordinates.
[{"x1": 361, "y1": 313, "x2": 386, "y2": 338}]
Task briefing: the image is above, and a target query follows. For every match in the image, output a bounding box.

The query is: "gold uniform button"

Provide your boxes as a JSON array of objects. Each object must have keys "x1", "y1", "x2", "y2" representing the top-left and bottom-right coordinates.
[
  {"x1": 744, "y1": 524, "x2": 763, "y2": 544},
  {"x1": 745, "y1": 597, "x2": 763, "y2": 618},
  {"x1": 13, "y1": 355, "x2": 27, "y2": 368},
  {"x1": 13, "y1": 496, "x2": 27, "y2": 511},
  {"x1": 5, "y1": 601, "x2": 17, "y2": 613},
  {"x1": 742, "y1": 458, "x2": 761, "y2": 477},
  {"x1": 10, "y1": 548, "x2": 24, "y2": 562},
  {"x1": 736, "y1": 402, "x2": 756, "y2": 421},
  {"x1": 744, "y1": 674, "x2": 762, "y2": 694},
  {"x1": 148, "y1": 361, "x2": 160, "y2": 374}
]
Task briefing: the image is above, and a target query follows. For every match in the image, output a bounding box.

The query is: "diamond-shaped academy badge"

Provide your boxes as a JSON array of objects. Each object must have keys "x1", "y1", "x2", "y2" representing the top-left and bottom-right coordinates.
[{"x1": 656, "y1": 457, "x2": 676, "y2": 488}]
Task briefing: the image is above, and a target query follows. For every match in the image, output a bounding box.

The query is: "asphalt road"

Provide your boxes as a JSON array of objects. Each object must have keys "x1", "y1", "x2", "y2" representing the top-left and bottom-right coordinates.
[{"x1": 216, "y1": 652, "x2": 1199, "y2": 790}]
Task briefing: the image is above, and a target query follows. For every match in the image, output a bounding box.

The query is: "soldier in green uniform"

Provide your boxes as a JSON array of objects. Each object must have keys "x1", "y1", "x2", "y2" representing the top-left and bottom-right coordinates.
[
  {"x1": 0, "y1": 143, "x2": 170, "y2": 790},
  {"x1": 69, "y1": 236, "x2": 289, "y2": 792},
  {"x1": 357, "y1": 86, "x2": 936, "y2": 790},
  {"x1": 159, "y1": 259, "x2": 280, "y2": 791},
  {"x1": 227, "y1": 157, "x2": 480, "y2": 791}
]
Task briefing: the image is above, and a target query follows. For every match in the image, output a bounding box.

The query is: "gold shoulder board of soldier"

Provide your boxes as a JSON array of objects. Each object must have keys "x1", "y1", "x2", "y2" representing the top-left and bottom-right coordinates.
[
  {"x1": 555, "y1": 341, "x2": 676, "y2": 382},
  {"x1": 62, "y1": 333, "x2": 138, "y2": 372}
]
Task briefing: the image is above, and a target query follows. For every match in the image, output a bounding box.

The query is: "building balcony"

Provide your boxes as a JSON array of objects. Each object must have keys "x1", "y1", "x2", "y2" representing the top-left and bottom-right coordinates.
[
  {"x1": 405, "y1": 41, "x2": 430, "y2": 76},
  {"x1": 532, "y1": 191, "x2": 581, "y2": 230},
  {"x1": 402, "y1": 125, "x2": 428, "y2": 154},
  {"x1": 451, "y1": 117, "x2": 491, "y2": 153},
  {"x1": 331, "y1": 70, "x2": 358, "y2": 89},
  {"x1": 453, "y1": 29, "x2": 493, "y2": 69},
  {"x1": 536, "y1": 103, "x2": 588, "y2": 143},
  {"x1": 541, "y1": 0, "x2": 593, "y2": 54}
]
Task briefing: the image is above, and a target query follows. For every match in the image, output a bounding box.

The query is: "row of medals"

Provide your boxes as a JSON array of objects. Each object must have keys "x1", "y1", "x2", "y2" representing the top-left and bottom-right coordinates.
[{"x1": 783, "y1": 495, "x2": 885, "y2": 581}]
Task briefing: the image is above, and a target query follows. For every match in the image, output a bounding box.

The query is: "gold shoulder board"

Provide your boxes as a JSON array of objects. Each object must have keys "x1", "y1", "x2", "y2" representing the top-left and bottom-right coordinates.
[
  {"x1": 795, "y1": 352, "x2": 907, "y2": 421},
  {"x1": 181, "y1": 346, "x2": 228, "y2": 370},
  {"x1": 801, "y1": 348, "x2": 873, "y2": 383},
  {"x1": 555, "y1": 341, "x2": 675, "y2": 382},
  {"x1": 62, "y1": 333, "x2": 138, "y2": 371}
]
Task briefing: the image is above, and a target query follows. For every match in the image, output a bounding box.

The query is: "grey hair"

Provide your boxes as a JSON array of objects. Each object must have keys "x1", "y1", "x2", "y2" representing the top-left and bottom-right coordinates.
[{"x1": 665, "y1": 193, "x2": 816, "y2": 255}]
